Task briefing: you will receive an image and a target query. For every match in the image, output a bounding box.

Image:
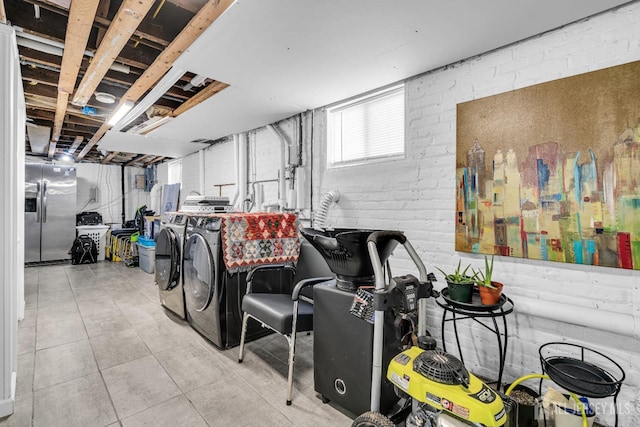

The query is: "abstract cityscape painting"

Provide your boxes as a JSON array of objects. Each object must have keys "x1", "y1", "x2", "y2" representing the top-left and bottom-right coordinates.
[{"x1": 456, "y1": 60, "x2": 640, "y2": 270}]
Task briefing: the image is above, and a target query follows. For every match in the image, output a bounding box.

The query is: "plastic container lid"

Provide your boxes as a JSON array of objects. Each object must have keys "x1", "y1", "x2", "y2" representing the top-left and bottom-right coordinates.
[{"x1": 137, "y1": 236, "x2": 155, "y2": 247}]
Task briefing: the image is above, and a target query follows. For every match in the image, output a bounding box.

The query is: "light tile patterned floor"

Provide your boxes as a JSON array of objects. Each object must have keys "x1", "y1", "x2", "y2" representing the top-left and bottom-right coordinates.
[{"x1": 0, "y1": 262, "x2": 353, "y2": 427}]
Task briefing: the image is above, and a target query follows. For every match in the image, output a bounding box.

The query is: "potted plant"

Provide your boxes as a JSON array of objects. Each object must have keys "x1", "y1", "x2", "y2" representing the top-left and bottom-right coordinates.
[
  {"x1": 437, "y1": 260, "x2": 476, "y2": 303},
  {"x1": 473, "y1": 255, "x2": 503, "y2": 305}
]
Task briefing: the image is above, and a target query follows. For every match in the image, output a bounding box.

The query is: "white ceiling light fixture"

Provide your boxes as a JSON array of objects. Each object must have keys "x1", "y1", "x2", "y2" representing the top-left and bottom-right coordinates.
[
  {"x1": 95, "y1": 92, "x2": 116, "y2": 104},
  {"x1": 108, "y1": 100, "x2": 135, "y2": 126},
  {"x1": 110, "y1": 66, "x2": 185, "y2": 132}
]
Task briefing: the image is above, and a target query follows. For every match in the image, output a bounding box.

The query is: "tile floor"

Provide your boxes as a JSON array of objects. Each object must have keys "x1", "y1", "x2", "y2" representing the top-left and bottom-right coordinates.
[{"x1": 1, "y1": 262, "x2": 353, "y2": 427}]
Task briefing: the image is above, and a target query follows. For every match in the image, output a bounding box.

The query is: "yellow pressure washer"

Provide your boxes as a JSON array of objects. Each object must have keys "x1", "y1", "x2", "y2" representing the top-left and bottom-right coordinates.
[{"x1": 352, "y1": 231, "x2": 512, "y2": 427}]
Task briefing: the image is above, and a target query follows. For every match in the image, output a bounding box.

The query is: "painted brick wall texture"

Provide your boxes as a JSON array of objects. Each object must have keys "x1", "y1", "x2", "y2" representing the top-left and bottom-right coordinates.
[
  {"x1": 170, "y1": 4, "x2": 640, "y2": 425},
  {"x1": 311, "y1": 5, "x2": 640, "y2": 426}
]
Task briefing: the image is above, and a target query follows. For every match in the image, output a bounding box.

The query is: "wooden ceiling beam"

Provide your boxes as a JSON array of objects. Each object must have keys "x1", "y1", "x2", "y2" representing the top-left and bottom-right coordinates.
[
  {"x1": 94, "y1": 0, "x2": 110, "y2": 47},
  {"x1": 79, "y1": 0, "x2": 235, "y2": 161},
  {"x1": 50, "y1": 91, "x2": 68, "y2": 144},
  {"x1": 21, "y1": 0, "x2": 172, "y2": 51},
  {"x1": 125, "y1": 154, "x2": 151, "y2": 166},
  {"x1": 94, "y1": 15, "x2": 169, "y2": 50},
  {"x1": 0, "y1": 0, "x2": 7, "y2": 24},
  {"x1": 170, "y1": 81, "x2": 228, "y2": 117},
  {"x1": 51, "y1": 0, "x2": 100, "y2": 142},
  {"x1": 47, "y1": 140, "x2": 58, "y2": 159},
  {"x1": 68, "y1": 136, "x2": 84, "y2": 154},
  {"x1": 101, "y1": 151, "x2": 119, "y2": 164},
  {"x1": 124, "y1": 0, "x2": 235, "y2": 101},
  {"x1": 73, "y1": 0, "x2": 155, "y2": 106},
  {"x1": 144, "y1": 156, "x2": 165, "y2": 166}
]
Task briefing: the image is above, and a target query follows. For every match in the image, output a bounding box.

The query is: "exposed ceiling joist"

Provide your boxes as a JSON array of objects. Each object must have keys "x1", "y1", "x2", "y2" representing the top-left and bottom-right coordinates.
[
  {"x1": 72, "y1": 0, "x2": 155, "y2": 107},
  {"x1": 68, "y1": 136, "x2": 84, "y2": 154},
  {"x1": 101, "y1": 151, "x2": 119, "y2": 163},
  {"x1": 125, "y1": 154, "x2": 151, "y2": 166},
  {"x1": 80, "y1": 0, "x2": 235, "y2": 161},
  {"x1": 0, "y1": 0, "x2": 6, "y2": 24},
  {"x1": 47, "y1": 140, "x2": 57, "y2": 158},
  {"x1": 144, "y1": 156, "x2": 165, "y2": 166},
  {"x1": 50, "y1": 91, "x2": 68, "y2": 146},
  {"x1": 170, "y1": 81, "x2": 228, "y2": 117},
  {"x1": 50, "y1": 0, "x2": 100, "y2": 142},
  {"x1": 124, "y1": 0, "x2": 235, "y2": 102},
  {"x1": 54, "y1": 0, "x2": 99, "y2": 94}
]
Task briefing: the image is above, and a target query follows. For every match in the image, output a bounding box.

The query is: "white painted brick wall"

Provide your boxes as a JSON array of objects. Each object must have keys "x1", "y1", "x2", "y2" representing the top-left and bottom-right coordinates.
[
  {"x1": 76, "y1": 163, "x2": 149, "y2": 225},
  {"x1": 311, "y1": 4, "x2": 640, "y2": 425},
  {"x1": 203, "y1": 138, "x2": 235, "y2": 199},
  {"x1": 186, "y1": 119, "x2": 306, "y2": 211},
  {"x1": 180, "y1": 153, "x2": 201, "y2": 206}
]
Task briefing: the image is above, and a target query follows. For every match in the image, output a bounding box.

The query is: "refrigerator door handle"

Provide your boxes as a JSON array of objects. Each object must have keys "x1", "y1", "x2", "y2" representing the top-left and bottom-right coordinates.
[
  {"x1": 36, "y1": 181, "x2": 41, "y2": 223},
  {"x1": 42, "y1": 181, "x2": 47, "y2": 223}
]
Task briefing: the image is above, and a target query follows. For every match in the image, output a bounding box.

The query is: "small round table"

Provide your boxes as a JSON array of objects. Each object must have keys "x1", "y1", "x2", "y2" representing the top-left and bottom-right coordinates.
[{"x1": 436, "y1": 288, "x2": 514, "y2": 391}]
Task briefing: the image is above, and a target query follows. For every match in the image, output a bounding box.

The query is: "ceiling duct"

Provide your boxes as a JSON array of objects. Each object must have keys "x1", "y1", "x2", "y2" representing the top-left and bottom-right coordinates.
[
  {"x1": 26, "y1": 124, "x2": 51, "y2": 154},
  {"x1": 14, "y1": 28, "x2": 130, "y2": 74}
]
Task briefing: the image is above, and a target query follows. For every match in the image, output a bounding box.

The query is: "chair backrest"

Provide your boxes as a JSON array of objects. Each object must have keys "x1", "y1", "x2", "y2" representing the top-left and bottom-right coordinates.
[{"x1": 294, "y1": 238, "x2": 335, "y2": 297}]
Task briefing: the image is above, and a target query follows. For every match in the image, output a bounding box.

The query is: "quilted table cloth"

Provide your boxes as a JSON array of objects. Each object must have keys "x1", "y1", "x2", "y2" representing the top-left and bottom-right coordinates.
[{"x1": 219, "y1": 212, "x2": 300, "y2": 272}]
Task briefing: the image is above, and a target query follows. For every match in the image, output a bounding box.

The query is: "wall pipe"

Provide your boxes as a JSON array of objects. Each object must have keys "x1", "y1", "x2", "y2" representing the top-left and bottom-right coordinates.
[
  {"x1": 198, "y1": 149, "x2": 205, "y2": 195},
  {"x1": 231, "y1": 135, "x2": 239, "y2": 207},
  {"x1": 266, "y1": 124, "x2": 290, "y2": 210},
  {"x1": 515, "y1": 295, "x2": 636, "y2": 338},
  {"x1": 120, "y1": 165, "x2": 125, "y2": 226},
  {"x1": 238, "y1": 133, "x2": 248, "y2": 212}
]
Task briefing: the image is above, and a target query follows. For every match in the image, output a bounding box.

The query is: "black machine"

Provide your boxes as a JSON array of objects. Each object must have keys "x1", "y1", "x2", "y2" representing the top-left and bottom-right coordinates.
[
  {"x1": 182, "y1": 216, "x2": 289, "y2": 348},
  {"x1": 301, "y1": 228, "x2": 411, "y2": 416},
  {"x1": 76, "y1": 211, "x2": 103, "y2": 226}
]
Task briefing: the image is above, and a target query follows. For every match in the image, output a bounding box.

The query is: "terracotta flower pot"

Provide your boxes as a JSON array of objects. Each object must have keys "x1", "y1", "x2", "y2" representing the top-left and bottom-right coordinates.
[{"x1": 478, "y1": 281, "x2": 503, "y2": 305}]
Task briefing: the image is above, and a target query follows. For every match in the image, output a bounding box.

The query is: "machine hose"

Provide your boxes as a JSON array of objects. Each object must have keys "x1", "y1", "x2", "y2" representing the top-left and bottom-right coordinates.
[{"x1": 314, "y1": 190, "x2": 340, "y2": 230}]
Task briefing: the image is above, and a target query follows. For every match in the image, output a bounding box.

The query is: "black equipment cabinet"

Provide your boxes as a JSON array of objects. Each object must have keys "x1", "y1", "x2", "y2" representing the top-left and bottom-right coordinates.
[{"x1": 313, "y1": 280, "x2": 399, "y2": 416}]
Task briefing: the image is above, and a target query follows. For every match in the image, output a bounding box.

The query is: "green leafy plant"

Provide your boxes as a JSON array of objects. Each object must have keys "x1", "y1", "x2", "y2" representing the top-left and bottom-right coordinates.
[
  {"x1": 473, "y1": 255, "x2": 498, "y2": 289},
  {"x1": 436, "y1": 259, "x2": 476, "y2": 284}
]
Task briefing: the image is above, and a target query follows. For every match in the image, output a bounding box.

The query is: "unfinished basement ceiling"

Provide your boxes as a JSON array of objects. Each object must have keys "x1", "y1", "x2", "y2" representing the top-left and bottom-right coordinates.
[{"x1": 2, "y1": 0, "x2": 633, "y2": 166}]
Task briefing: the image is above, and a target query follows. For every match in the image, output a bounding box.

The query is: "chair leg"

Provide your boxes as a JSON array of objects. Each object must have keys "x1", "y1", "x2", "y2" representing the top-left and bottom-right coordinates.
[
  {"x1": 286, "y1": 300, "x2": 300, "y2": 405},
  {"x1": 238, "y1": 312, "x2": 249, "y2": 363}
]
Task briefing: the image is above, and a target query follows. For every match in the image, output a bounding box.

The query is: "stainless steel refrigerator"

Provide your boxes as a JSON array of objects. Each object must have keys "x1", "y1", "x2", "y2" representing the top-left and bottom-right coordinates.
[{"x1": 25, "y1": 163, "x2": 77, "y2": 263}]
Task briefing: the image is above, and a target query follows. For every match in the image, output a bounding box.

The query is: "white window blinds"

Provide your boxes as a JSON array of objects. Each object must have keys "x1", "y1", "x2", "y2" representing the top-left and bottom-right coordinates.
[
  {"x1": 167, "y1": 159, "x2": 182, "y2": 185},
  {"x1": 327, "y1": 84, "x2": 405, "y2": 167}
]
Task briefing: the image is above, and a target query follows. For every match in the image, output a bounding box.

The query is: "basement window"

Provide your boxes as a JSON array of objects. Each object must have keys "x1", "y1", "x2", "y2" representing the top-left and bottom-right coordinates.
[
  {"x1": 327, "y1": 83, "x2": 405, "y2": 167},
  {"x1": 167, "y1": 159, "x2": 182, "y2": 185}
]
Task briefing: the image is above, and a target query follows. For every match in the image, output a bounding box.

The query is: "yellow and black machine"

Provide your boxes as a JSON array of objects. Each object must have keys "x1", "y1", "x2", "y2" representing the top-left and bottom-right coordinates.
[
  {"x1": 351, "y1": 231, "x2": 512, "y2": 427},
  {"x1": 383, "y1": 346, "x2": 509, "y2": 426}
]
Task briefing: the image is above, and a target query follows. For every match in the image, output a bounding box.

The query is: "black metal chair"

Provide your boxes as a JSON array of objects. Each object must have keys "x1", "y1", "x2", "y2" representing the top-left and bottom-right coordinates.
[{"x1": 238, "y1": 239, "x2": 334, "y2": 405}]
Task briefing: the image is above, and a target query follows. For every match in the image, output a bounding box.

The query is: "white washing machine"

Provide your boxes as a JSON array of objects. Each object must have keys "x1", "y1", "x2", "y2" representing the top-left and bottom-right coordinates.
[{"x1": 155, "y1": 212, "x2": 188, "y2": 319}]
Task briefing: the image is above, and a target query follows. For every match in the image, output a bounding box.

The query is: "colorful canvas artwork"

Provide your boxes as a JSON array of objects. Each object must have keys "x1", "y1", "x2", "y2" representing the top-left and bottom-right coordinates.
[{"x1": 456, "y1": 60, "x2": 640, "y2": 270}]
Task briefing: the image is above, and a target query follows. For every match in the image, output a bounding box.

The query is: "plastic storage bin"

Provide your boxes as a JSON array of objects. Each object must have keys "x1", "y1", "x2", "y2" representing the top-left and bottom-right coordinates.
[
  {"x1": 137, "y1": 241, "x2": 155, "y2": 274},
  {"x1": 76, "y1": 225, "x2": 109, "y2": 261}
]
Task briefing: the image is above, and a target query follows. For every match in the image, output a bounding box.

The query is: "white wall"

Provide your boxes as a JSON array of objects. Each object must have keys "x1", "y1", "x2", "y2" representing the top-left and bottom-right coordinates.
[
  {"x1": 76, "y1": 164, "x2": 150, "y2": 225},
  {"x1": 178, "y1": 120, "x2": 305, "y2": 213},
  {"x1": 0, "y1": 23, "x2": 25, "y2": 418},
  {"x1": 312, "y1": 4, "x2": 640, "y2": 426}
]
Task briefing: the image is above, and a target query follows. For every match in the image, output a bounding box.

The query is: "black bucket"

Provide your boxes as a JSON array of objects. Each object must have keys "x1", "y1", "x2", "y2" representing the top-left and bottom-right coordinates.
[{"x1": 507, "y1": 383, "x2": 540, "y2": 427}]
